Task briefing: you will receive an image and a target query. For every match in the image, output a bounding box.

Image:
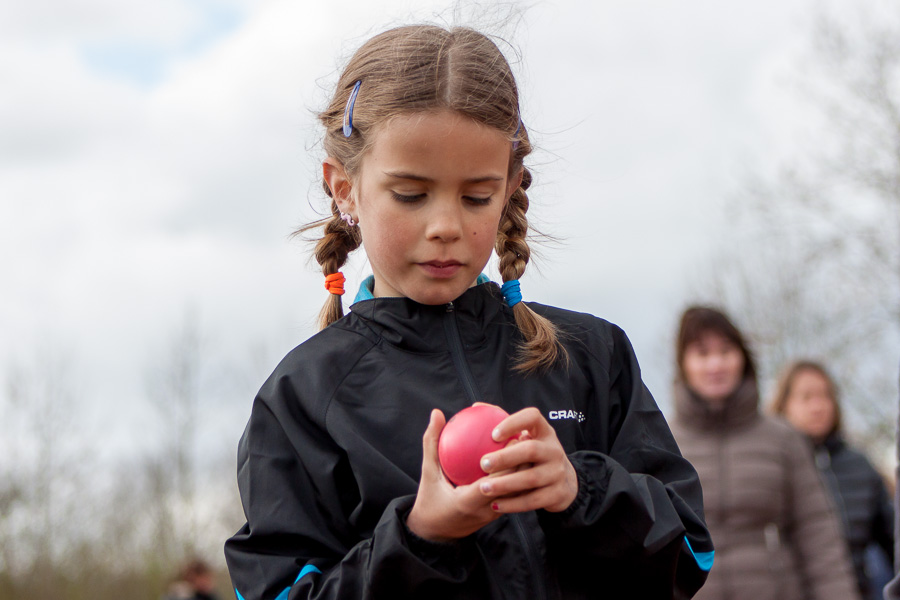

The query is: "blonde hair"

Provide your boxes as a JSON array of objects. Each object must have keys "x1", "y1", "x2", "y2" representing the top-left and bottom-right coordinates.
[{"x1": 300, "y1": 24, "x2": 564, "y2": 373}]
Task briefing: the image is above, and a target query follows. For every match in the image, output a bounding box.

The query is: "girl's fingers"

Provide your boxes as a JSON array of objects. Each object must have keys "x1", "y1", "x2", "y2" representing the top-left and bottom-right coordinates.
[
  {"x1": 491, "y1": 407, "x2": 548, "y2": 443},
  {"x1": 421, "y1": 409, "x2": 446, "y2": 478},
  {"x1": 481, "y1": 435, "x2": 546, "y2": 474},
  {"x1": 489, "y1": 485, "x2": 558, "y2": 514},
  {"x1": 482, "y1": 462, "x2": 578, "y2": 514},
  {"x1": 479, "y1": 460, "x2": 554, "y2": 495}
]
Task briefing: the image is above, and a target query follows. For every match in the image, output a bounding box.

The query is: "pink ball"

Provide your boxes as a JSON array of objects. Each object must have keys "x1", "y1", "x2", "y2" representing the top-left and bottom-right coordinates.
[{"x1": 438, "y1": 405, "x2": 510, "y2": 486}]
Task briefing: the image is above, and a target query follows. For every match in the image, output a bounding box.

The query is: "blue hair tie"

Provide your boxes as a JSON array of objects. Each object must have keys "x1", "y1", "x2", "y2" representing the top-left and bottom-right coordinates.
[
  {"x1": 342, "y1": 81, "x2": 362, "y2": 138},
  {"x1": 501, "y1": 279, "x2": 522, "y2": 308}
]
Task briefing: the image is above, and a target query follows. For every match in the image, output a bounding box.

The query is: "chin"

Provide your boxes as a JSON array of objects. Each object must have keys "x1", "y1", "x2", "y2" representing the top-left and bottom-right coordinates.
[{"x1": 409, "y1": 284, "x2": 467, "y2": 306}]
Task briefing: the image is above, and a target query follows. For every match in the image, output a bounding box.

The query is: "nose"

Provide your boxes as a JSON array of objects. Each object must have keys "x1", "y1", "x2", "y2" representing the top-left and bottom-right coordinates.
[{"x1": 424, "y1": 197, "x2": 463, "y2": 242}]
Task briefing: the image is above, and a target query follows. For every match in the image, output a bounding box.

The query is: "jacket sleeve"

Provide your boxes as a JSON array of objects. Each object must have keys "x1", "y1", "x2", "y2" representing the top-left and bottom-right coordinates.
[
  {"x1": 538, "y1": 324, "x2": 713, "y2": 598},
  {"x1": 224, "y1": 377, "x2": 489, "y2": 600},
  {"x1": 785, "y1": 430, "x2": 862, "y2": 600},
  {"x1": 871, "y1": 461, "x2": 895, "y2": 565}
]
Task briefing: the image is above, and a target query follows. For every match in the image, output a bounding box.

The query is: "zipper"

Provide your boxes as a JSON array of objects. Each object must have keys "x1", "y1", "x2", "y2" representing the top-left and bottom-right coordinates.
[
  {"x1": 443, "y1": 302, "x2": 480, "y2": 404},
  {"x1": 445, "y1": 302, "x2": 547, "y2": 599},
  {"x1": 815, "y1": 446, "x2": 850, "y2": 534},
  {"x1": 511, "y1": 514, "x2": 548, "y2": 600}
]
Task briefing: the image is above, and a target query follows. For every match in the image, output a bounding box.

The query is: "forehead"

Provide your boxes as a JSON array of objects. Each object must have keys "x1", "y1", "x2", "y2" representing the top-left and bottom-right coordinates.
[
  {"x1": 793, "y1": 368, "x2": 830, "y2": 388},
  {"x1": 362, "y1": 110, "x2": 511, "y2": 178},
  {"x1": 689, "y1": 330, "x2": 739, "y2": 349}
]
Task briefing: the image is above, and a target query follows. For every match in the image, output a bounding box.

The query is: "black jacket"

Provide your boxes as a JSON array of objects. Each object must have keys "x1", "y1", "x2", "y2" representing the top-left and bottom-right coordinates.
[
  {"x1": 224, "y1": 282, "x2": 713, "y2": 599},
  {"x1": 814, "y1": 434, "x2": 894, "y2": 598}
]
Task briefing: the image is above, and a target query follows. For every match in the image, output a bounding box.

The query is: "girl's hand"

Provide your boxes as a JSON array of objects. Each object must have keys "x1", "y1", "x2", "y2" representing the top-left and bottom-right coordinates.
[
  {"x1": 406, "y1": 409, "x2": 503, "y2": 542},
  {"x1": 476, "y1": 407, "x2": 578, "y2": 514}
]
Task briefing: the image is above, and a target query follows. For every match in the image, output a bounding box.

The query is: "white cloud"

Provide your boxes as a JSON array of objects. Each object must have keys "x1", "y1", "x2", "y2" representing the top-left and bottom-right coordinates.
[
  {"x1": 1, "y1": 0, "x2": 834, "y2": 453},
  {"x1": 0, "y1": 0, "x2": 226, "y2": 45}
]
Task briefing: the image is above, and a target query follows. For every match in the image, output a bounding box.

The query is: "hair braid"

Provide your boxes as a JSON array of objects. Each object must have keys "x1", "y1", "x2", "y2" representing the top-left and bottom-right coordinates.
[
  {"x1": 496, "y1": 168, "x2": 567, "y2": 373},
  {"x1": 299, "y1": 191, "x2": 362, "y2": 329}
]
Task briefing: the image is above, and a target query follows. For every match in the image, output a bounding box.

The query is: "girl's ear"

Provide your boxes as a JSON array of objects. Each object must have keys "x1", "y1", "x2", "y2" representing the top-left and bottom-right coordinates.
[
  {"x1": 505, "y1": 168, "x2": 524, "y2": 203},
  {"x1": 323, "y1": 157, "x2": 355, "y2": 213}
]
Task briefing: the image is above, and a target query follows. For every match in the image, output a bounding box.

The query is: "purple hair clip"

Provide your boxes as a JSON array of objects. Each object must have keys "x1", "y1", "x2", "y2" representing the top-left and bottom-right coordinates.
[
  {"x1": 512, "y1": 118, "x2": 522, "y2": 150},
  {"x1": 342, "y1": 80, "x2": 362, "y2": 138}
]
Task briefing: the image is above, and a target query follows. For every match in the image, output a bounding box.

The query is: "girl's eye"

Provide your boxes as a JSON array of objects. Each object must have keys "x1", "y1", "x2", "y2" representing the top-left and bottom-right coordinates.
[
  {"x1": 391, "y1": 192, "x2": 425, "y2": 203},
  {"x1": 465, "y1": 196, "x2": 493, "y2": 206}
]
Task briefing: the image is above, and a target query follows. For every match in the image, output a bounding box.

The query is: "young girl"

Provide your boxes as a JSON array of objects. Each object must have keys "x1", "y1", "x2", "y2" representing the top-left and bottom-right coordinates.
[{"x1": 225, "y1": 24, "x2": 713, "y2": 600}]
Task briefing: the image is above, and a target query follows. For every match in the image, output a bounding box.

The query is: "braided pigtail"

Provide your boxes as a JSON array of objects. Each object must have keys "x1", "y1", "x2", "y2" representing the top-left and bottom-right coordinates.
[
  {"x1": 298, "y1": 186, "x2": 362, "y2": 330},
  {"x1": 496, "y1": 168, "x2": 567, "y2": 373}
]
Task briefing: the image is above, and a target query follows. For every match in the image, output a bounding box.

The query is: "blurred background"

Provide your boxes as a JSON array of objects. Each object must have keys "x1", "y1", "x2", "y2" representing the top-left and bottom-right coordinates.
[{"x1": 2, "y1": 0, "x2": 898, "y2": 598}]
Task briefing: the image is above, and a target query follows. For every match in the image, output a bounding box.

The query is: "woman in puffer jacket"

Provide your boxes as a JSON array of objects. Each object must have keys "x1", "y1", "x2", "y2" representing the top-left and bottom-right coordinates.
[
  {"x1": 771, "y1": 360, "x2": 894, "y2": 600},
  {"x1": 668, "y1": 306, "x2": 860, "y2": 600}
]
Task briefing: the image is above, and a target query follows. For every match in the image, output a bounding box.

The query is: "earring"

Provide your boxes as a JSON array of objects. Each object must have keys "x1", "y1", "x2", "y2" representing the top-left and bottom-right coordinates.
[{"x1": 340, "y1": 212, "x2": 356, "y2": 227}]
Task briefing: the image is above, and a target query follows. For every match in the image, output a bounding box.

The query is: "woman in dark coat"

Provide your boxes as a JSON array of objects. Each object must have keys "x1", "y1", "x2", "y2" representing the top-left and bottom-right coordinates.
[{"x1": 772, "y1": 360, "x2": 894, "y2": 600}]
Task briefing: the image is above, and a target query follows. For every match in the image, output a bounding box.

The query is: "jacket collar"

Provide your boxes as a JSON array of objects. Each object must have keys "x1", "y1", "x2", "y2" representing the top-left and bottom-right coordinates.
[
  {"x1": 673, "y1": 377, "x2": 760, "y2": 432},
  {"x1": 352, "y1": 273, "x2": 492, "y2": 303},
  {"x1": 347, "y1": 277, "x2": 505, "y2": 353},
  {"x1": 820, "y1": 432, "x2": 846, "y2": 454}
]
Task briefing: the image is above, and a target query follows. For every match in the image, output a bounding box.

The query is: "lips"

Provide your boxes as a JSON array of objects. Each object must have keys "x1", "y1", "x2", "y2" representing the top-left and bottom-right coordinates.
[
  {"x1": 423, "y1": 260, "x2": 462, "y2": 268},
  {"x1": 419, "y1": 260, "x2": 463, "y2": 278}
]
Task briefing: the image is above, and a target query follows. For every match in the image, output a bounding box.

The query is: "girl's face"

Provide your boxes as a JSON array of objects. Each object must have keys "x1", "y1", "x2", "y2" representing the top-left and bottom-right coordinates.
[
  {"x1": 782, "y1": 369, "x2": 836, "y2": 441},
  {"x1": 331, "y1": 110, "x2": 520, "y2": 305},
  {"x1": 681, "y1": 331, "x2": 745, "y2": 405}
]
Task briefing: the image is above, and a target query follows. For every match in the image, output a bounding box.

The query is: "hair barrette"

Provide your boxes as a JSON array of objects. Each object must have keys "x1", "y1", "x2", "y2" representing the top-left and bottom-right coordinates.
[
  {"x1": 512, "y1": 118, "x2": 522, "y2": 151},
  {"x1": 342, "y1": 80, "x2": 362, "y2": 138}
]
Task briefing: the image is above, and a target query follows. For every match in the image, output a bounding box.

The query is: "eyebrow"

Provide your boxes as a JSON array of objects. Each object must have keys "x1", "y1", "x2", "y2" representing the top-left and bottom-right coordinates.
[{"x1": 383, "y1": 171, "x2": 505, "y2": 184}]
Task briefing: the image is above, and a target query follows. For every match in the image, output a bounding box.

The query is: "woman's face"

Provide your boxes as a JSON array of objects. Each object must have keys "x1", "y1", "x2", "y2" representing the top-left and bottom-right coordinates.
[
  {"x1": 682, "y1": 331, "x2": 746, "y2": 405},
  {"x1": 782, "y1": 369, "x2": 836, "y2": 441}
]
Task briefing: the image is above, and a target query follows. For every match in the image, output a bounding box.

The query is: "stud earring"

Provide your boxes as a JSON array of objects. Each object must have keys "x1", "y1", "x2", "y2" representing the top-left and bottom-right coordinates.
[{"x1": 340, "y1": 212, "x2": 356, "y2": 227}]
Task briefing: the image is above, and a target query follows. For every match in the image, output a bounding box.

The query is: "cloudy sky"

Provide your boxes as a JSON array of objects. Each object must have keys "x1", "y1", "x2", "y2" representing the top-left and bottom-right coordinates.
[{"x1": 1, "y1": 0, "x2": 826, "y2": 458}]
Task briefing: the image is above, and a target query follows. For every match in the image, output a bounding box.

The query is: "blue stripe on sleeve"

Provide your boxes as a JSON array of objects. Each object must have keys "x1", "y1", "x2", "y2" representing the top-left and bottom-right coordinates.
[
  {"x1": 684, "y1": 536, "x2": 714, "y2": 572},
  {"x1": 294, "y1": 564, "x2": 322, "y2": 583},
  {"x1": 235, "y1": 564, "x2": 323, "y2": 600},
  {"x1": 273, "y1": 587, "x2": 290, "y2": 600}
]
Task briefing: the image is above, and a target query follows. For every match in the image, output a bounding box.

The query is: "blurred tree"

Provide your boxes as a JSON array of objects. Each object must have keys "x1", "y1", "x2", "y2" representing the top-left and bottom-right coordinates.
[
  {"x1": 0, "y1": 348, "x2": 93, "y2": 597},
  {"x1": 144, "y1": 308, "x2": 206, "y2": 566},
  {"x1": 700, "y1": 0, "x2": 900, "y2": 463}
]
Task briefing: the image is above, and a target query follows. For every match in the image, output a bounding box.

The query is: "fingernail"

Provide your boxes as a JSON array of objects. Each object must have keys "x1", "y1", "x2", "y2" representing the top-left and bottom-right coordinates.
[
  {"x1": 481, "y1": 457, "x2": 491, "y2": 471},
  {"x1": 480, "y1": 481, "x2": 492, "y2": 494},
  {"x1": 492, "y1": 427, "x2": 501, "y2": 441},
  {"x1": 491, "y1": 502, "x2": 500, "y2": 511}
]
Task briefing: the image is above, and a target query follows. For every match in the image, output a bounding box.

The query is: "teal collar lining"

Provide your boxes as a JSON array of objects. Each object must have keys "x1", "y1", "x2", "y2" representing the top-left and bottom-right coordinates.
[{"x1": 353, "y1": 273, "x2": 491, "y2": 304}]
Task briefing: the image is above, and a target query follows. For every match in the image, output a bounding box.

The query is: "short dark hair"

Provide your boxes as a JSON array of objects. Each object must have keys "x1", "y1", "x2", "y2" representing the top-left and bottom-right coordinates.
[{"x1": 675, "y1": 306, "x2": 756, "y2": 381}]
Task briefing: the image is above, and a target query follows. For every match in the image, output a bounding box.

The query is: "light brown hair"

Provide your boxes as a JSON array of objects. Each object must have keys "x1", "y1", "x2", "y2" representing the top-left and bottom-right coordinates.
[
  {"x1": 770, "y1": 360, "x2": 842, "y2": 436},
  {"x1": 300, "y1": 24, "x2": 565, "y2": 373}
]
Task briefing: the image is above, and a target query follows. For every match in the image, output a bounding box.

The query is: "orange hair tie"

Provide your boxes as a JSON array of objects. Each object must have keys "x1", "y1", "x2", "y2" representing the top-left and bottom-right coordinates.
[{"x1": 324, "y1": 272, "x2": 346, "y2": 296}]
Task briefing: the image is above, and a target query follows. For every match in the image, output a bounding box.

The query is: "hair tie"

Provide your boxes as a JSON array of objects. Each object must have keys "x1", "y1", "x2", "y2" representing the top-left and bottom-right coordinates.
[
  {"x1": 325, "y1": 272, "x2": 346, "y2": 296},
  {"x1": 342, "y1": 81, "x2": 362, "y2": 138},
  {"x1": 501, "y1": 279, "x2": 522, "y2": 307}
]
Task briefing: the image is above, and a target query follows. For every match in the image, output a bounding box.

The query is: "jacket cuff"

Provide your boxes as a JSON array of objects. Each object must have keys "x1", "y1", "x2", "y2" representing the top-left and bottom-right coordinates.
[
  {"x1": 380, "y1": 496, "x2": 476, "y2": 572},
  {"x1": 539, "y1": 453, "x2": 609, "y2": 529},
  {"x1": 399, "y1": 505, "x2": 473, "y2": 562}
]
